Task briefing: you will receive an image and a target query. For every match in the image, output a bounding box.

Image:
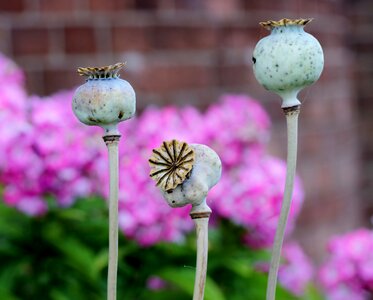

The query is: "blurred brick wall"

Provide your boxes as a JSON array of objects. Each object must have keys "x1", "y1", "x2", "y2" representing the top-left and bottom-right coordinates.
[
  {"x1": 0, "y1": 0, "x2": 364, "y2": 261},
  {"x1": 348, "y1": 0, "x2": 373, "y2": 227}
]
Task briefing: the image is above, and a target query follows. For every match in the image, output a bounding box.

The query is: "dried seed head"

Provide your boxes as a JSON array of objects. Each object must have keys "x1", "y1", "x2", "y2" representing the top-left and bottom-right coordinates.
[
  {"x1": 259, "y1": 18, "x2": 313, "y2": 31},
  {"x1": 77, "y1": 62, "x2": 125, "y2": 80},
  {"x1": 149, "y1": 140, "x2": 195, "y2": 192}
]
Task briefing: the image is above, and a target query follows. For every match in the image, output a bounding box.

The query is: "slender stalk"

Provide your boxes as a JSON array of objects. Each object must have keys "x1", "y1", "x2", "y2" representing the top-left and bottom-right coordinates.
[
  {"x1": 190, "y1": 202, "x2": 211, "y2": 300},
  {"x1": 266, "y1": 106, "x2": 300, "y2": 300},
  {"x1": 103, "y1": 135, "x2": 121, "y2": 300}
]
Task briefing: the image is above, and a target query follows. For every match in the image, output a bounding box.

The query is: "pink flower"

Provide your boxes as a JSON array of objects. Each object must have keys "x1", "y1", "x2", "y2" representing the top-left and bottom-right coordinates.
[
  {"x1": 146, "y1": 276, "x2": 166, "y2": 290},
  {"x1": 0, "y1": 53, "x2": 305, "y2": 248},
  {"x1": 210, "y1": 156, "x2": 304, "y2": 248},
  {"x1": 326, "y1": 285, "x2": 366, "y2": 300},
  {"x1": 319, "y1": 229, "x2": 373, "y2": 299},
  {"x1": 279, "y1": 242, "x2": 314, "y2": 295}
]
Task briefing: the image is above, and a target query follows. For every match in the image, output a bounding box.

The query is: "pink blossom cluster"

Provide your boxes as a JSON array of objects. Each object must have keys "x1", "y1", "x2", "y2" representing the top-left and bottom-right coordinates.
[
  {"x1": 319, "y1": 228, "x2": 373, "y2": 300},
  {"x1": 206, "y1": 97, "x2": 304, "y2": 249},
  {"x1": 279, "y1": 242, "x2": 314, "y2": 295},
  {"x1": 0, "y1": 83, "x2": 103, "y2": 214},
  {"x1": 0, "y1": 54, "x2": 304, "y2": 250}
]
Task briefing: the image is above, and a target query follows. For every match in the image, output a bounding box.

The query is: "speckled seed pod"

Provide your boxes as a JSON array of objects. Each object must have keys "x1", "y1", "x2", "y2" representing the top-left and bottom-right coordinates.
[
  {"x1": 72, "y1": 63, "x2": 136, "y2": 135},
  {"x1": 252, "y1": 18, "x2": 324, "y2": 108},
  {"x1": 149, "y1": 141, "x2": 222, "y2": 208}
]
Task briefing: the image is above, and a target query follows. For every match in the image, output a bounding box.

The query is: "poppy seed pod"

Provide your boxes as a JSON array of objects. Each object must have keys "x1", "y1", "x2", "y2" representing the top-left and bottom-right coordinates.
[
  {"x1": 252, "y1": 18, "x2": 324, "y2": 108},
  {"x1": 149, "y1": 140, "x2": 222, "y2": 208},
  {"x1": 72, "y1": 63, "x2": 136, "y2": 135}
]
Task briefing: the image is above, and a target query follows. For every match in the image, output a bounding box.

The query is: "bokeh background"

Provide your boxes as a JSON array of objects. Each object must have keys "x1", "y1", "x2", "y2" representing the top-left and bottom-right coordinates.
[{"x1": 0, "y1": 0, "x2": 372, "y2": 266}]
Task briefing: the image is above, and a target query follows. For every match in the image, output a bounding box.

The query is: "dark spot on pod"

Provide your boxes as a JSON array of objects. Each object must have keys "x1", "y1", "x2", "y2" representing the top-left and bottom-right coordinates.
[
  {"x1": 118, "y1": 111, "x2": 124, "y2": 119},
  {"x1": 172, "y1": 200, "x2": 175, "y2": 203},
  {"x1": 88, "y1": 116, "x2": 99, "y2": 123},
  {"x1": 252, "y1": 57, "x2": 256, "y2": 64}
]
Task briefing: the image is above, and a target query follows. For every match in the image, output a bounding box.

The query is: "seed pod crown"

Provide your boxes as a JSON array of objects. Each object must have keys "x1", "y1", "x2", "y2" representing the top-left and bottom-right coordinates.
[{"x1": 149, "y1": 140, "x2": 195, "y2": 192}]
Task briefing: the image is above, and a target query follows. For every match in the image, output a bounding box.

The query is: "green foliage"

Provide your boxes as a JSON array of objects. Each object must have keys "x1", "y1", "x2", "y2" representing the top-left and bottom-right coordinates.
[{"x1": 0, "y1": 198, "x2": 323, "y2": 300}]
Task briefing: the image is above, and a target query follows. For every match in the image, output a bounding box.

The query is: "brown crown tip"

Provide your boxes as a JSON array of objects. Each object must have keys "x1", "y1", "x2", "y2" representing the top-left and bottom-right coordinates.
[
  {"x1": 149, "y1": 139, "x2": 195, "y2": 192},
  {"x1": 259, "y1": 18, "x2": 313, "y2": 30},
  {"x1": 77, "y1": 62, "x2": 126, "y2": 79}
]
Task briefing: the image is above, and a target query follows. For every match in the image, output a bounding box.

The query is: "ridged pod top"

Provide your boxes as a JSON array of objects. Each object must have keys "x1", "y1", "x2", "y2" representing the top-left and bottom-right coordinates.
[
  {"x1": 149, "y1": 140, "x2": 195, "y2": 192},
  {"x1": 260, "y1": 18, "x2": 313, "y2": 31},
  {"x1": 77, "y1": 62, "x2": 125, "y2": 79}
]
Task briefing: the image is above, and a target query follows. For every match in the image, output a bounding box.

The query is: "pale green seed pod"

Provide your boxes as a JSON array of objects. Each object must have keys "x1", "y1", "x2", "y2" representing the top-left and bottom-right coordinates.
[
  {"x1": 252, "y1": 18, "x2": 324, "y2": 108},
  {"x1": 149, "y1": 140, "x2": 222, "y2": 208},
  {"x1": 72, "y1": 63, "x2": 136, "y2": 135}
]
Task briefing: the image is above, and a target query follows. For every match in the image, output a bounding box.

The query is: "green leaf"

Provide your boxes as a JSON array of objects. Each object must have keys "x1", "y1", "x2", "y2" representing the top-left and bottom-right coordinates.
[
  {"x1": 50, "y1": 289, "x2": 71, "y2": 300},
  {"x1": 222, "y1": 257, "x2": 254, "y2": 277},
  {"x1": 49, "y1": 236, "x2": 98, "y2": 282},
  {"x1": 142, "y1": 289, "x2": 190, "y2": 300},
  {"x1": 92, "y1": 249, "x2": 108, "y2": 277},
  {"x1": 301, "y1": 285, "x2": 325, "y2": 300},
  {"x1": 0, "y1": 290, "x2": 18, "y2": 300},
  {"x1": 158, "y1": 267, "x2": 225, "y2": 300}
]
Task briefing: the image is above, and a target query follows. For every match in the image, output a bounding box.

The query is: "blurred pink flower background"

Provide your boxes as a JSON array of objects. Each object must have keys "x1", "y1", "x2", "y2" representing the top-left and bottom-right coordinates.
[
  {"x1": 0, "y1": 53, "x2": 315, "y2": 295},
  {"x1": 319, "y1": 229, "x2": 373, "y2": 300}
]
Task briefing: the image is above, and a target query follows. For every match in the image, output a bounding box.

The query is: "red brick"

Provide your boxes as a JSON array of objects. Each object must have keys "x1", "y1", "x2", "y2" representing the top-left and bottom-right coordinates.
[
  {"x1": 39, "y1": 0, "x2": 75, "y2": 12},
  {"x1": 0, "y1": 0, "x2": 24, "y2": 12},
  {"x1": 12, "y1": 28, "x2": 49, "y2": 55},
  {"x1": 221, "y1": 26, "x2": 258, "y2": 48},
  {"x1": 89, "y1": 0, "x2": 133, "y2": 11},
  {"x1": 205, "y1": 0, "x2": 242, "y2": 18},
  {"x1": 150, "y1": 26, "x2": 217, "y2": 50},
  {"x1": 137, "y1": 64, "x2": 214, "y2": 92},
  {"x1": 297, "y1": 192, "x2": 348, "y2": 226},
  {"x1": 218, "y1": 64, "x2": 250, "y2": 87},
  {"x1": 134, "y1": 0, "x2": 158, "y2": 10},
  {"x1": 353, "y1": 42, "x2": 373, "y2": 54},
  {"x1": 43, "y1": 69, "x2": 81, "y2": 95},
  {"x1": 315, "y1": 32, "x2": 344, "y2": 48},
  {"x1": 24, "y1": 70, "x2": 45, "y2": 96},
  {"x1": 64, "y1": 27, "x2": 96, "y2": 54},
  {"x1": 112, "y1": 26, "x2": 149, "y2": 52}
]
